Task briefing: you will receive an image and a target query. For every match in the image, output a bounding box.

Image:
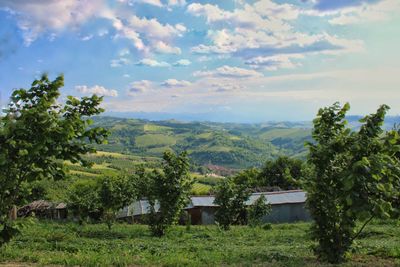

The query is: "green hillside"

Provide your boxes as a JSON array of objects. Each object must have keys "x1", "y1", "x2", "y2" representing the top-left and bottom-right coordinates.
[{"x1": 91, "y1": 117, "x2": 311, "y2": 169}]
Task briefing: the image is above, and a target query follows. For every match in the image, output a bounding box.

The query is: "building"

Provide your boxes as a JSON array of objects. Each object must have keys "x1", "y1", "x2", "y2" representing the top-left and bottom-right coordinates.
[
  {"x1": 17, "y1": 200, "x2": 68, "y2": 220},
  {"x1": 185, "y1": 190, "x2": 310, "y2": 225},
  {"x1": 118, "y1": 190, "x2": 310, "y2": 225}
]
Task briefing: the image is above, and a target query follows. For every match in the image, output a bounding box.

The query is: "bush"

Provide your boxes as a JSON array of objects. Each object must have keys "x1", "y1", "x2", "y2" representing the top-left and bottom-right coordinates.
[
  {"x1": 214, "y1": 178, "x2": 251, "y2": 230},
  {"x1": 305, "y1": 102, "x2": 400, "y2": 263},
  {"x1": 136, "y1": 151, "x2": 193, "y2": 236},
  {"x1": 248, "y1": 195, "x2": 271, "y2": 227}
]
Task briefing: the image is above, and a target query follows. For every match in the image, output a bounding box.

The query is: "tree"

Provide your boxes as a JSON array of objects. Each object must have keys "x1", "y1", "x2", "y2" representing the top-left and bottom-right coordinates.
[
  {"x1": 0, "y1": 74, "x2": 108, "y2": 246},
  {"x1": 258, "y1": 156, "x2": 303, "y2": 190},
  {"x1": 137, "y1": 151, "x2": 193, "y2": 237},
  {"x1": 305, "y1": 102, "x2": 400, "y2": 263},
  {"x1": 248, "y1": 195, "x2": 271, "y2": 227},
  {"x1": 214, "y1": 177, "x2": 252, "y2": 230},
  {"x1": 67, "y1": 180, "x2": 102, "y2": 224},
  {"x1": 99, "y1": 175, "x2": 136, "y2": 230}
]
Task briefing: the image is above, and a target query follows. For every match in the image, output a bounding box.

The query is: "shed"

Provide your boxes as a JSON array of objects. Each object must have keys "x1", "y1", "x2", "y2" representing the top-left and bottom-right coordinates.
[
  {"x1": 185, "y1": 190, "x2": 310, "y2": 225},
  {"x1": 118, "y1": 190, "x2": 311, "y2": 225},
  {"x1": 18, "y1": 200, "x2": 68, "y2": 220},
  {"x1": 117, "y1": 200, "x2": 160, "y2": 223}
]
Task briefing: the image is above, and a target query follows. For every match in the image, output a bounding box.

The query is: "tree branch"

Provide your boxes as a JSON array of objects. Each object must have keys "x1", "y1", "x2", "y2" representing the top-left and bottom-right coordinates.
[{"x1": 351, "y1": 215, "x2": 375, "y2": 243}]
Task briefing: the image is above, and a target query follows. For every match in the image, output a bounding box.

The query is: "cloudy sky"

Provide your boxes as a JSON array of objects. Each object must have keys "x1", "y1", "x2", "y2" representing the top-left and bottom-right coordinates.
[{"x1": 0, "y1": 0, "x2": 399, "y2": 122}]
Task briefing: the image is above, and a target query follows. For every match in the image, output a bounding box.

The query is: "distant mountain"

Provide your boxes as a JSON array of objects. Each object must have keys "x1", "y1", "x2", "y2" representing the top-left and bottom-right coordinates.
[{"x1": 91, "y1": 117, "x2": 312, "y2": 169}]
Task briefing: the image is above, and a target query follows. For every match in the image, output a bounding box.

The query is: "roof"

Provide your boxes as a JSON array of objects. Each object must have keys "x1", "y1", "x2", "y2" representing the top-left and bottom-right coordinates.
[
  {"x1": 55, "y1": 203, "x2": 67, "y2": 209},
  {"x1": 117, "y1": 200, "x2": 160, "y2": 218},
  {"x1": 247, "y1": 190, "x2": 306, "y2": 205},
  {"x1": 187, "y1": 190, "x2": 306, "y2": 208},
  {"x1": 117, "y1": 190, "x2": 307, "y2": 218}
]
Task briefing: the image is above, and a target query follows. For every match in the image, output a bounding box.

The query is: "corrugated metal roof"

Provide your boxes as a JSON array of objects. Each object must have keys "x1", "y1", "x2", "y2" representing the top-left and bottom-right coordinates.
[
  {"x1": 248, "y1": 190, "x2": 306, "y2": 205},
  {"x1": 117, "y1": 200, "x2": 160, "y2": 218},
  {"x1": 189, "y1": 196, "x2": 218, "y2": 208},
  {"x1": 188, "y1": 190, "x2": 306, "y2": 208},
  {"x1": 117, "y1": 191, "x2": 307, "y2": 218}
]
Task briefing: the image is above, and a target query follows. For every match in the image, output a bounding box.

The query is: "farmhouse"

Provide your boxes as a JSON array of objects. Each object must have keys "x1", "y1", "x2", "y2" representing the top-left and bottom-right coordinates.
[{"x1": 118, "y1": 190, "x2": 310, "y2": 225}]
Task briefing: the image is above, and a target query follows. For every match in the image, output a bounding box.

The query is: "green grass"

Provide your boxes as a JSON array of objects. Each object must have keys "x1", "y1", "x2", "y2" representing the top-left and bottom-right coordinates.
[
  {"x1": 0, "y1": 220, "x2": 398, "y2": 266},
  {"x1": 259, "y1": 128, "x2": 310, "y2": 141},
  {"x1": 135, "y1": 134, "x2": 177, "y2": 148},
  {"x1": 191, "y1": 183, "x2": 212, "y2": 195},
  {"x1": 143, "y1": 124, "x2": 172, "y2": 132}
]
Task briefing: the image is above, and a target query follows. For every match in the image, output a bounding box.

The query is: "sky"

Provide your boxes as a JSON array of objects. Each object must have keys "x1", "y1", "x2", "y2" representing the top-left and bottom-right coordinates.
[{"x1": 0, "y1": 0, "x2": 399, "y2": 122}]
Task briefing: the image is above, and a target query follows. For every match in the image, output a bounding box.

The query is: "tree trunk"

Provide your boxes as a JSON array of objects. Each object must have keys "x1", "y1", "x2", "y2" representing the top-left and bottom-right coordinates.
[{"x1": 8, "y1": 205, "x2": 17, "y2": 221}]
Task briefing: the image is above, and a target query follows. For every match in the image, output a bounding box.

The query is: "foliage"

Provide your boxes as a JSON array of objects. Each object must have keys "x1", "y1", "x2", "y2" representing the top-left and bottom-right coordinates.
[
  {"x1": 305, "y1": 102, "x2": 400, "y2": 263},
  {"x1": 67, "y1": 180, "x2": 102, "y2": 224},
  {"x1": 0, "y1": 74, "x2": 108, "y2": 246},
  {"x1": 248, "y1": 195, "x2": 271, "y2": 227},
  {"x1": 99, "y1": 175, "x2": 136, "y2": 230},
  {"x1": 233, "y1": 167, "x2": 260, "y2": 187},
  {"x1": 91, "y1": 116, "x2": 297, "y2": 168},
  {"x1": 214, "y1": 178, "x2": 252, "y2": 230},
  {"x1": 136, "y1": 151, "x2": 193, "y2": 236},
  {"x1": 258, "y1": 156, "x2": 304, "y2": 190}
]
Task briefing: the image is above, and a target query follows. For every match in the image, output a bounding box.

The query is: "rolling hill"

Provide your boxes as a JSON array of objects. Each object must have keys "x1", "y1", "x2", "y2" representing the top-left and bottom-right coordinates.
[{"x1": 91, "y1": 117, "x2": 312, "y2": 169}]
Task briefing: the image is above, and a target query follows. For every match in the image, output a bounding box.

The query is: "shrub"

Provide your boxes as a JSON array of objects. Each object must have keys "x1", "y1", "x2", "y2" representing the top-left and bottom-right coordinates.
[
  {"x1": 248, "y1": 195, "x2": 271, "y2": 227},
  {"x1": 136, "y1": 151, "x2": 193, "y2": 236},
  {"x1": 305, "y1": 102, "x2": 400, "y2": 263},
  {"x1": 214, "y1": 178, "x2": 251, "y2": 230}
]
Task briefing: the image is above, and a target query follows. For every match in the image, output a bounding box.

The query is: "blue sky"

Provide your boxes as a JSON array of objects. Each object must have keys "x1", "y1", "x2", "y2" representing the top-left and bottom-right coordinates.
[{"x1": 0, "y1": 0, "x2": 399, "y2": 122}]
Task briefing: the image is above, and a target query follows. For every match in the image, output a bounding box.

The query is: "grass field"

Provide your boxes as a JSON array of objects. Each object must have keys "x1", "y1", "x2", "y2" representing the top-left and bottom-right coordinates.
[{"x1": 0, "y1": 220, "x2": 399, "y2": 266}]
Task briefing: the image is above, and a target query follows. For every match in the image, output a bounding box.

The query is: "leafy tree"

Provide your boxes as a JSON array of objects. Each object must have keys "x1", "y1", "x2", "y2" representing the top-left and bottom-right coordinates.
[
  {"x1": 0, "y1": 74, "x2": 108, "y2": 245},
  {"x1": 248, "y1": 195, "x2": 271, "y2": 227},
  {"x1": 214, "y1": 178, "x2": 252, "y2": 230},
  {"x1": 137, "y1": 151, "x2": 193, "y2": 237},
  {"x1": 233, "y1": 168, "x2": 260, "y2": 188},
  {"x1": 257, "y1": 156, "x2": 303, "y2": 190},
  {"x1": 99, "y1": 175, "x2": 136, "y2": 230},
  {"x1": 305, "y1": 102, "x2": 400, "y2": 263},
  {"x1": 67, "y1": 180, "x2": 102, "y2": 225}
]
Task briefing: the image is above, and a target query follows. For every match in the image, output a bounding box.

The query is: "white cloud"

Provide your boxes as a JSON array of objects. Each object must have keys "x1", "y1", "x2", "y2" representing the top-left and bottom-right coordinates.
[
  {"x1": 80, "y1": 34, "x2": 93, "y2": 41},
  {"x1": 245, "y1": 54, "x2": 305, "y2": 70},
  {"x1": 154, "y1": 41, "x2": 182, "y2": 54},
  {"x1": 327, "y1": 0, "x2": 400, "y2": 25},
  {"x1": 0, "y1": 0, "x2": 106, "y2": 46},
  {"x1": 212, "y1": 83, "x2": 244, "y2": 92},
  {"x1": 161, "y1": 79, "x2": 192, "y2": 87},
  {"x1": 187, "y1": 0, "x2": 364, "y2": 66},
  {"x1": 110, "y1": 58, "x2": 130, "y2": 67},
  {"x1": 168, "y1": 0, "x2": 186, "y2": 6},
  {"x1": 134, "y1": 0, "x2": 163, "y2": 7},
  {"x1": 128, "y1": 80, "x2": 153, "y2": 95},
  {"x1": 173, "y1": 59, "x2": 191, "y2": 66},
  {"x1": 97, "y1": 28, "x2": 109, "y2": 37},
  {"x1": 118, "y1": 48, "x2": 130, "y2": 57},
  {"x1": 136, "y1": 58, "x2": 171, "y2": 67},
  {"x1": 108, "y1": 12, "x2": 186, "y2": 53},
  {"x1": 75, "y1": 85, "x2": 118, "y2": 97},
  {"x1": 193, "y1": 65, "x2": 263, "y2": 78}
]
